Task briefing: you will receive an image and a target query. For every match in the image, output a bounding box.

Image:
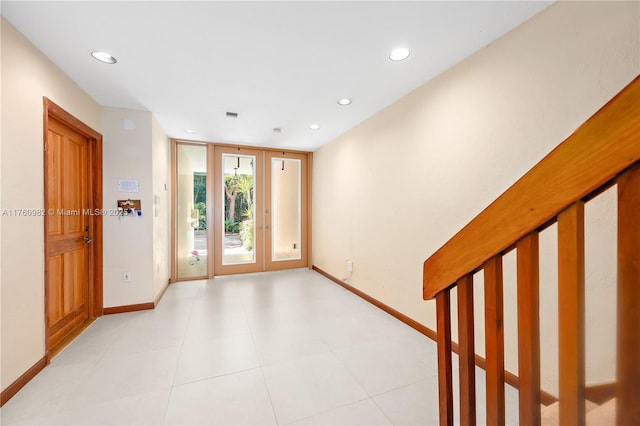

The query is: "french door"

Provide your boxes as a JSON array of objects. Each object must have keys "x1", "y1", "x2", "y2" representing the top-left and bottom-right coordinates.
[
  {"x1": 214, "y1": 146, "x2": 264, "y2": 275},
  {"x1": 172, "y1": 141, "x2": 309, "y2": 279},
  {"x1": 213, "y1": 147, "x2": 309, "y2": 275}
]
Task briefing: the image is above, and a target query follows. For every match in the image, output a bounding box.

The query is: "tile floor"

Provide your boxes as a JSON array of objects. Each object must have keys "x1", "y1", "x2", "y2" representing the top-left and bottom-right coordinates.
[{"x1": 0, "y1": 269, "x2": 519, "y2": 425}]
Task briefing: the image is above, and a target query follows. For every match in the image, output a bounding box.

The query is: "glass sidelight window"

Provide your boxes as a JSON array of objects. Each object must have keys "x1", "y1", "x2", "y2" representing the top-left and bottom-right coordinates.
[
  {"x1": 271, "y1": 157, "x2": 301, "y2": 261},
  {"x1": 265, "y1": 151, "x2": 308, "y2": 271},
  {"x1": 175, "y1": 143, "x2": 208, "y2": 279}
]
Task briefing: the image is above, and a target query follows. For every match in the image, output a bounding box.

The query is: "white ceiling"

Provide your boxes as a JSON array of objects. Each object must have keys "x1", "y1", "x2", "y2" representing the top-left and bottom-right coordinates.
[{"x1": 2, "y1": 1, "x2": 552, "y2": 151}]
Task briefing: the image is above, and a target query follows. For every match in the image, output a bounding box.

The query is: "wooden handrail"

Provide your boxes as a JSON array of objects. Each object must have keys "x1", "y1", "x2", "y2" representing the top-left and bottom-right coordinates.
[{"x1": 423, "y1": 76, "x2": 640, "y2": 300}]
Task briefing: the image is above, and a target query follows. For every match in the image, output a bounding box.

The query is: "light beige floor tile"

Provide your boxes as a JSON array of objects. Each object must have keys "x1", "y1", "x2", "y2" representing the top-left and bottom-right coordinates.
[
  {"x1": 263, "y1": 352, "x2": 369, "y2": 424},
  {"x1": 2, "y1": 270, "x2": 449, "y2": 426},
  {"x1": 62, "y1": 346, "x2": 180, "y2": 409},
  {"x1": 173, "y1": 332, "x2": 259, "y2": 385},
  {"x1": 334, "y1": 336, "x2": 437, "y2": 396},
  {"x1": 164, "y1": 368, "x2": 276, "y2": 425},
  {"x1": 291, "y1": 398, "x2": 392, "y2": 425},
  {"x1": 373, "y1": 376, "x2": 441, "y2": 426},
  {"x1": 253, "y1": 322, "x2": 331, "y2": 367}
]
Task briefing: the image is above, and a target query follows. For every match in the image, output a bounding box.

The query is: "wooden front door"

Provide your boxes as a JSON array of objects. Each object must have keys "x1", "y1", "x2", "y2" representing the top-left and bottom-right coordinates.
[{"x1": 45, "y1": 117, "x2": 92, "y2": 351}]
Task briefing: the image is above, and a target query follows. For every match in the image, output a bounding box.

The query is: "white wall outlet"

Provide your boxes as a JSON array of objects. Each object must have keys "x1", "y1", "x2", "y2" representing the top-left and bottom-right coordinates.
[
  {"x1": 345, "y1": 259, "x2": 353, "y2": 272},
  {"x1": 122, "y1": 272, "x2": 131, "y2": 282}
]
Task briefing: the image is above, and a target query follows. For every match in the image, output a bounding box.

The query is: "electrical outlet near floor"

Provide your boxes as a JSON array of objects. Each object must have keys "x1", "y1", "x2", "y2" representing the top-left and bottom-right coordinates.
[
  {"x1": 345, "y1": 259, "x2": 353, "y2": 272},
  {"x1": 122, "y1": 272, "x2": 131, "y2": 282}
]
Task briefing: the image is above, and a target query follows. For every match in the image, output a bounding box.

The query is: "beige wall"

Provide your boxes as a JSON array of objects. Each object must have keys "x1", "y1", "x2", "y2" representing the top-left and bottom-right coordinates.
[
  {"x1": 35, "y1": 103, "x2": 170, "y2": 310},
  {"x1": 101, "y1": 107, "x2": 155, "y2": 307},
  {"x1": 101, "y1": 108, "x2": 171, "y2": 307},
  {"x1": 312, "y1": 1, "x2": 639, "y2": 395},
  {"x1": 0, "y1": 18, "x2": 101, "y2": 390},
  {"x1": 0, "y1": 17, "x2": 4, "y2": 398},
  {"x1": 151, "y1": 116, "x2": 171, "y2": 299},
  {"x1": 102, "y1": 108, "x2": 171, "y2": 307},
  {"x1": 1, "y1": 18, "x2": 171, "y2": 393}
]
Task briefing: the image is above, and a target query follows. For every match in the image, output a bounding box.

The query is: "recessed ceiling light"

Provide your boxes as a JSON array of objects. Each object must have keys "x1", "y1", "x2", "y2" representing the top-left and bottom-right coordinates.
[
  {"x1": 337, "y1": 98, "x2": 352, "y2": 106},
  {"x1": 389, "y1": 47, "x2": 410, "y2": 62},
  {"x1": 185, "y1": 129, "x2": 196, "y2": 134},
  {"x1": 309, "y1": 124, "x2": 320, "y2": 130},
  {"x1": 91, "y1": 51, "x2": 117, "y2": 64}
]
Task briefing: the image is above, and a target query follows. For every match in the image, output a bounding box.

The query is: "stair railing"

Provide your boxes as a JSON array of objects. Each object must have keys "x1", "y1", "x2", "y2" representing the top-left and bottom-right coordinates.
[{"x1": 423, "y1": 76, "x2": 639, "y2": 426}]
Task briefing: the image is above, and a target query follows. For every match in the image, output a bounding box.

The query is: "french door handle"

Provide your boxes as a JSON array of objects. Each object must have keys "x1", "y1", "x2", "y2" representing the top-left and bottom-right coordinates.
[
  {"x1": 265, "y1": 225, "x2": 271, "y2": 230},
  {"x1": 84, "y1": 237, "x2": 93, "y2": 244}
]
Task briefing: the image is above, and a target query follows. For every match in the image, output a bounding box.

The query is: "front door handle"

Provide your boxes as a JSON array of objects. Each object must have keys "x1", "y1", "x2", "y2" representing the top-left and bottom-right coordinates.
[{"x1": 84, "y1": 237, "x2": 93, "y2": 244}]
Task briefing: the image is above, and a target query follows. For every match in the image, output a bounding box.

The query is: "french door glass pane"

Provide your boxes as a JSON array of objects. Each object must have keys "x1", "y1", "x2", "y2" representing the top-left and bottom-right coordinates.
[
  {"x1": 222, "y1": 154, "x2": 256, "y2": 265},
  {"x1": 176, "y1": 144, "x2": 207, "y2": 278},
  {"x1": 271, "y1": 158, "x2": 301, "y2": 261}
]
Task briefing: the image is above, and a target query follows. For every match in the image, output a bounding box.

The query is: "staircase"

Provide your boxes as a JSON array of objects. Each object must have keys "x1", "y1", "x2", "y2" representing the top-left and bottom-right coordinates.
[{"x1": 422, "y1": 76, "x2": 640, "y2": 426}]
